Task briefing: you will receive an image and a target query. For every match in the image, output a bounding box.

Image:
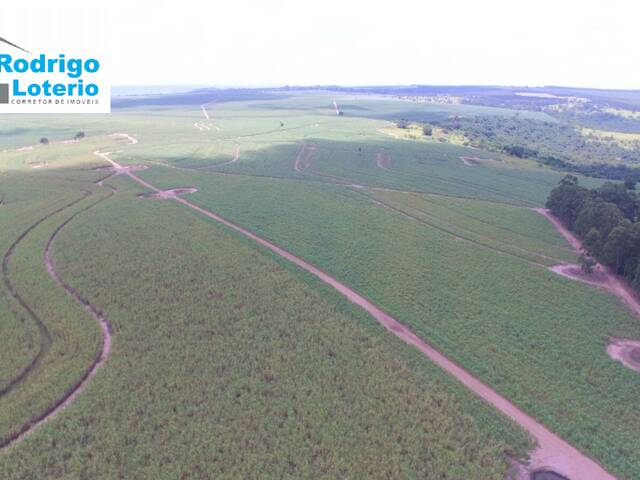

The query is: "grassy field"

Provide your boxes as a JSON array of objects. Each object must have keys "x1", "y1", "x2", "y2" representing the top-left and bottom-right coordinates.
[
  {"x1": 1, "y1": 91, "x2": 639, "y2": 477},
  {"x1": 0, "y1": 172, "x2": 530, "y2": 479}
]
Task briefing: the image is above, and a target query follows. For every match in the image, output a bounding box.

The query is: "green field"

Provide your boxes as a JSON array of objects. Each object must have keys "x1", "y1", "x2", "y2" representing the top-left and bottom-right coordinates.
[
  {"x1": 136, "y1": 161, "x2": 640, "y2": 478},
  {"x1": 0, "y1": 155, "x2": 530, "y2": 478},
  {"x1": 1, "y1": 92, "x2": 639, "y2": 478}
]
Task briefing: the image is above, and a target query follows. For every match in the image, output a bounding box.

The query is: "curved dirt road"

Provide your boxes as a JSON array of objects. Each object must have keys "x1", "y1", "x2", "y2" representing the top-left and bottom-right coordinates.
[
  {"x1": 536, "y1": 208, "x2": 640, "y2": 320},
  {"x1": 104, "y1": 135, "x2": 615, "y2": 480},
  {"x1": 1, "y1": 193, "x2": 113, "y2": 449}
]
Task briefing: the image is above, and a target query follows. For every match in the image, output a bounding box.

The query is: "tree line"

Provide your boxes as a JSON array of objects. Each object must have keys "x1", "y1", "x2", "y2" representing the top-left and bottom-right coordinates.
[{"x1": 546, "y1": 175, "x2": 640, "y2": 287}]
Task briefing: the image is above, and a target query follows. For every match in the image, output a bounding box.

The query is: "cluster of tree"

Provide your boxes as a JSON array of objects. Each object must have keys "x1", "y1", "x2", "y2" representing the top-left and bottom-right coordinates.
[
  {"x1": 395, "y1": 120, "x2": 433, "y2": 137},
  {"x1": 547, "y1": 175, "x2": 640, "y2": 287},
  {"x1": 433, "y1": 116, "x2": 640, "y2": 182}
]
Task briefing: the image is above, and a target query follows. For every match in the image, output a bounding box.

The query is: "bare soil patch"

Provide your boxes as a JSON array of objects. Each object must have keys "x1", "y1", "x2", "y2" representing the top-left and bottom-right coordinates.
[
  {"x1": 607, "y1": 339, "x2": 640, "y2": 372},
  {"x1": 548, "y1": 264, "x2": 609, "y2": 288},
  {"x1": 459, "y1": 156, "x2": 483, "y2": 166},
  {"x1": 95, "y1": 163, "x2": 148, "y2": 175},
  {"x1": 138, "y1": 187, "x2": 197, "y2": 199}
]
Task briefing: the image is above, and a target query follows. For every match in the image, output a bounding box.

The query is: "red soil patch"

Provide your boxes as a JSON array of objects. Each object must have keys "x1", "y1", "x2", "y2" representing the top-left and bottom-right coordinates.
[
  {"x1": 607, "y1": 339, "x2": 640, "y2": 373},
  {"x1": 95, "y1": 163, "x2": 148, "y2": 175}
]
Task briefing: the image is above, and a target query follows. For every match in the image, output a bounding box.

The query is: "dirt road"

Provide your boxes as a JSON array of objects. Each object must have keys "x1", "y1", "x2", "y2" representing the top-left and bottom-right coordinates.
[
  {"x1": 105, "y1": 134, "x2": 615, "y2": 480},
  {"x1": 536, "y1": 208, "x2": 640, "y2": 320},
  {"x1": 201, "y1": 105, "x2": 210, "y2": 120}
]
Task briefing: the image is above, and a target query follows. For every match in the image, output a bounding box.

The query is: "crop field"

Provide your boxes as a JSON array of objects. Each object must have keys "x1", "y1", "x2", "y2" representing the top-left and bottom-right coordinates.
[
  {"x1": 0, "y1": 164, "x2": 109, "y2": 448},
  {"x1": 92, "y1": 97, "x2": 602, "y2": 207},
  {"x1": 136, "y1": 160, "x2": 640, "y2": 478},
  {"x1": 1, "y1": 91, "x2": 639, "y2": 478},
  {"x1": 0, "y1": 165, "x2": 530, "y2": 479}
]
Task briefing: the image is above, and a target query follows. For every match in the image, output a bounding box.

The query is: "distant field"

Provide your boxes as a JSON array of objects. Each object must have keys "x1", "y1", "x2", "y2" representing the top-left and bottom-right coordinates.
[{"x1": 100, "y1": 100, "x2": 600, "y2": 206}]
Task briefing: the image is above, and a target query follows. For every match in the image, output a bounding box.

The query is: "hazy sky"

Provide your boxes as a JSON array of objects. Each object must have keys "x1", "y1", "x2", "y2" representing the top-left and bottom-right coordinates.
[{"x1": 1, "y1": 0, "x2": 638, "y2": 89}]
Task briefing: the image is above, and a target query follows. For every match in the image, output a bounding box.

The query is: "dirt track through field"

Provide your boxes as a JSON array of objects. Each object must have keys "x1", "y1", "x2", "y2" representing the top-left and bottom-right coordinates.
[
  {"x1": 293, "y1": 142, "x2": 316, "y2": 172},
  {"x1": 0, "y1": 194, "x2": 89, "y2": 400},
  {"x1": 218, "y1": 145, "x2": 240, "y2": 166},
  {"x1": 375, "y1": 152, "x2": 390, "y2": 170},
  {"x1": 0, "y1": 192, "x2": 113, "y2": 449},
  {"x1": 105, "y1": 134, "x2": 615, "y2": 480},
  {"x1": 536, "y1": 208, "x2": 640, "y2": 320},
  {"x1": 201, "y1": 105, "x2": 210, "y2": 120}
]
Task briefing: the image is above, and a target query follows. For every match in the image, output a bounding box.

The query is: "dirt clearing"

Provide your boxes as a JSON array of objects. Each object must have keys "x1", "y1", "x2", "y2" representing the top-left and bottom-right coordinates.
[
  {"x1": 138, "y1": 187, "x2": 198, "y2": 199},
  {"x1": 607, "y1": 339, "x2": 640, "y2": 372},
  {"x1": 460, "y1": 156, "x2": 482, "y2": 166}
]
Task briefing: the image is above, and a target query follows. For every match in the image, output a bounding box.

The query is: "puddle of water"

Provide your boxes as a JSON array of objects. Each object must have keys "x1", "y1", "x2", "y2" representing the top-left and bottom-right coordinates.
[{"x1": 531, "y1": 470, "x2": 570, "y2": 480}]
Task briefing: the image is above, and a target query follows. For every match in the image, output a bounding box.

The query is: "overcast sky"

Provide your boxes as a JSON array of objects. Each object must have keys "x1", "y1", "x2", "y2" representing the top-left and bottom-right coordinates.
[{"x1": 1, "y1": 0, "x2": 638, "y2": 89}]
